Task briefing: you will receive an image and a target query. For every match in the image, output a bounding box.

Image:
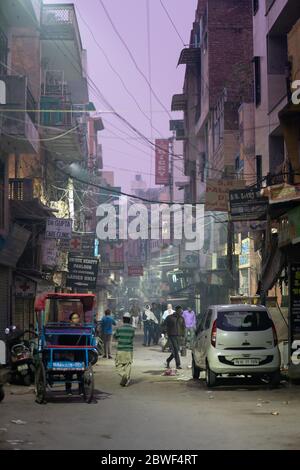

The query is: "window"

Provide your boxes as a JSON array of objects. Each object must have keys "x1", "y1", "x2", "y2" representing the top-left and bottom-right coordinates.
[
  {"x1": 253, "y1": 0, "x2": 259, "y2": 15},
  {"x1": 217, "y1": 310, "x2": 272, "y2": 332},
  {"x1": 253, "y1": 56, "x2": 261, "y2": 106},
  {"x1": 204, "y1": 310, "x2": 213, "y2": 330}
]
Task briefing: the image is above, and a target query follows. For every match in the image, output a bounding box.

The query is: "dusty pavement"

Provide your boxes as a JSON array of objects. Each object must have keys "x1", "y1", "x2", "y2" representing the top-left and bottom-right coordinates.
[{"x1": 1, "y1": 331, "x2": 300, "y2": 450}]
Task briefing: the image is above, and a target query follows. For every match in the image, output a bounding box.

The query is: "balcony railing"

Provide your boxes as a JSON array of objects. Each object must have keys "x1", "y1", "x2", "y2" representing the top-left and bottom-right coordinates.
[
  {"x1": 40, "y1": 96, "x2": 74, "y2": 127},
  {"x1": 41, "y1": 4, "x2": 82, "y2": 49},
  {"x1": 9, "y1": 179, "x2": 34, "y2": 201}
]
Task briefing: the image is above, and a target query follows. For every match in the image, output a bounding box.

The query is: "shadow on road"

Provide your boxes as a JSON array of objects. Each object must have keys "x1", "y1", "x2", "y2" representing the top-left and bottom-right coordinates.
[
  {"x1": 40, "y1": 388, "x2": 112, "y2": 405},
  {"x1": 186, "y1": 377, "x2": 287, "y2": 392}
]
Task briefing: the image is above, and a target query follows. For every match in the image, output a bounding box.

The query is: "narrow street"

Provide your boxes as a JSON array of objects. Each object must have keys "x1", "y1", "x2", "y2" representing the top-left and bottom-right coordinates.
[{"x1": 1, "y1": 331, "x2": 300, "y2": 451}]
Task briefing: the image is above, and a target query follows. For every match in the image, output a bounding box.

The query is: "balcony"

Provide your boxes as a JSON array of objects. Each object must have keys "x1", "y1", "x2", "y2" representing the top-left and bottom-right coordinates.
[
  {"x1": 0, "y1": 75, "x2": 39, "y2": 154},
  {"x1": 42, "y1": 4, "x2": 81, "y2": 43},
  {"x1": 171, "y1": 94, "x2": 187, "y2": 112},
  {"x1": 40, "y1": 95, "x2": 88, "y2": 162},
  {"x1": 41, "y1": 6, "x2": 89, "y2": 104}
]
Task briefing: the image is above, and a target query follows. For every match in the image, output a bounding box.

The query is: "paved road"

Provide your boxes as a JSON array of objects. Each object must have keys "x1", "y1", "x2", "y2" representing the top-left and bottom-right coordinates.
[{"x1": 1, "y1": 332, "x2": 300, "y2": 450}]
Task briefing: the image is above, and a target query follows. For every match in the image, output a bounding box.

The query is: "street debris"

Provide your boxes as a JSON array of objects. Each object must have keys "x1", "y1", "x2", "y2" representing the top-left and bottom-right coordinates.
[
  {"x1": 162, "y1": 369, "x2": 177, "y2": 376},
  {"x1": 208, "y1": 395, "x2": 215, "y2": 399},
  {"x1": 11, "y1": 419, "x2": 27, "y2": 425},
  {"x1": 271, "y1": 411, "x2": 279, "y2": 416},
  {"x1": 282, "y1": 401, "x2": 290, "y2": 405},
  {"x1": 176, "y1": 375, "x2": 191, "y2": 381},
  {"x1": 256, "y1": 403, "x2": 262, "y2": 407}
]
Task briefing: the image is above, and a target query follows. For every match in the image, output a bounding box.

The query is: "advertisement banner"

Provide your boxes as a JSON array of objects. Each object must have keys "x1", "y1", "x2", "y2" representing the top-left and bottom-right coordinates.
[
  {"x1": 155, "y1": 139, "x2": 169, "y2": 185},
  {"x1": 101, "y1": 242, "x2": 125, "y2": 270},
  {"x1": 15, "y1": 276, "x2": 36, "y2": 298},
  {"x1": 46, "y1": 218, "x2": 72, "y2": 240},
  {"x1": 66, "y1": 256, "x2": 99, "y2": 291},
  {"x1": 42, "y1": 239, "x2": 58, "y2": 267},
  {"x1": 229, "y1": 188, "x2": 268, "y2": 221},
  {"x1": 128, "y1": 266, "x2": 144, "y2": 277},
  {"x1": 205, "y1": 179, "x2": 245, "y2": 212}
]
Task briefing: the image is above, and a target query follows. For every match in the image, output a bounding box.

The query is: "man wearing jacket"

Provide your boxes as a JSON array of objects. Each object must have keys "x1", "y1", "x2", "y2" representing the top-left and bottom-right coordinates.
[{"x1": 162, "y1": 305, "x2": 185, "y2": 370}]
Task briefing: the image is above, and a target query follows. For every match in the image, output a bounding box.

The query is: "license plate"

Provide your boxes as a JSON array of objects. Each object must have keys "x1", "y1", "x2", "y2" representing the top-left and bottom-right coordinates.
[
  {"x1": 233, "y1": 359, "x2": 259, "y2": 366},
  {"x1": 17, "y1": 364, "x2": 28, "y2": 371}
]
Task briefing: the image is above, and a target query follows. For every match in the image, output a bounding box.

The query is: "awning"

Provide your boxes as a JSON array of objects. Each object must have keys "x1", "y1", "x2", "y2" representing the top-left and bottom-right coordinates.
[
  {"x1": 177, "y1": 47, "x2": 200, "y2": 66},
  {"x1": 171, "y1": 94, "x2": 187, "y2": 112},
  {"x1": 260, "y1": 236, "x2": 286, "y2": 293},
  {"x1": 10, "y1": 199, "x2": 56, "y2": 221}
]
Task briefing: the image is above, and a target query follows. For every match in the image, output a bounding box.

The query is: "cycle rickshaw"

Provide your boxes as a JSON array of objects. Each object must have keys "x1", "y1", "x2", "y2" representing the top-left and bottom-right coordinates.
[{"x1": 34, "y1": 293, "x2": 98, "y2": 404}]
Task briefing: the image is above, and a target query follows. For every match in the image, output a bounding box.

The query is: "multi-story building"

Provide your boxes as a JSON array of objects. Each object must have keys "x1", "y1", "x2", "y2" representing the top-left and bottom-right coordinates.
[
  {"x1": 0, "y1": 0, "x2": 42, "y2": 335},
  {"x1": 172, "y1": 0, "x2": 254, "y2": 311}
]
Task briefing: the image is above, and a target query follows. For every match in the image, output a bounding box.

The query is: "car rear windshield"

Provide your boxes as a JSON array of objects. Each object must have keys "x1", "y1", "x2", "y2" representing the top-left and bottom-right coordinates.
[{"x1": 217, "y1": 310, "x2": 272, "y2": 332}]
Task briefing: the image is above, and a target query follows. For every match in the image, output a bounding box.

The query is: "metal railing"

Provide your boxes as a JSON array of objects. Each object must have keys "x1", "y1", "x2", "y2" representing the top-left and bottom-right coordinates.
[
  {"x1": 42, "y1": 5, "x2": 74, "y2": 26},
  {"x1": 9, "y1": 179, "x2": 33, "y2": 201}
]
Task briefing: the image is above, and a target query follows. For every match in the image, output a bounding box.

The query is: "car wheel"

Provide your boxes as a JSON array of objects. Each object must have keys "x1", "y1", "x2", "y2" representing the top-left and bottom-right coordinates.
[
  {"x1": 269, "y1": 370, "x2": 281, "y2": 388},
  {"x1": 206, "y1": 361, "x2": 217, "y2": 388},
  {"x1": 192, "y1": 355, "x2": 200, "y2": 380}
]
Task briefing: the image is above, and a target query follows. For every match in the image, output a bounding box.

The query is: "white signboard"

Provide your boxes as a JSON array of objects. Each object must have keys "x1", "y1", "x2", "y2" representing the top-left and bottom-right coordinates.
[
  {"x1": 42, "y1": 239, "x2": 58, "y2": 267},
  {"x1": 46, "y1": 218, "x2": 72, "y2": 240}
]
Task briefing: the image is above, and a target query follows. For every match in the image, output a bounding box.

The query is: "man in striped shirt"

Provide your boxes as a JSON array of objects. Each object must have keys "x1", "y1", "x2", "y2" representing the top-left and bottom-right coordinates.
[{"x1": 113, "y1": 312, "x2": 135, "y2": 387}]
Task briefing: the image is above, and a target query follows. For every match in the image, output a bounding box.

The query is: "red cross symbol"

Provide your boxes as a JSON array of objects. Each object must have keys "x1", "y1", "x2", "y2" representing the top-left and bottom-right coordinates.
[
  {"x1": 20, "y1": 282, "x2": 30, "y2": 292},
  {"x1": 70, "y1": 238, "x2": 81, "y2": 250}
]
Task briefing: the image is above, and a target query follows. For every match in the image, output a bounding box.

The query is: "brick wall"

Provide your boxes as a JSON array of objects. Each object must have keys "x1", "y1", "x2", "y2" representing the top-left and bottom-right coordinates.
[
  {"x1": 10, "y1": 27, "x2": 41, "y2": 103},
  {"x1": 208, "y1": 0, "x2": 253, "y2": 107}
]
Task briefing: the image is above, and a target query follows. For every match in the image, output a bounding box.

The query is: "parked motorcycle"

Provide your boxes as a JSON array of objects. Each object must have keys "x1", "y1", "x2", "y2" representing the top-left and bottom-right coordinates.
[{"x1": 5, "y1": 326, "x2": 38, "y2": 386}]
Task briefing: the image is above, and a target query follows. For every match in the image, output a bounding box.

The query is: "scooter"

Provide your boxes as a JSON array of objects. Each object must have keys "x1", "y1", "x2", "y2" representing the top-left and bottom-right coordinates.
[{"x1": 5, "y1": 326, "x2": 38, "y2": 386}]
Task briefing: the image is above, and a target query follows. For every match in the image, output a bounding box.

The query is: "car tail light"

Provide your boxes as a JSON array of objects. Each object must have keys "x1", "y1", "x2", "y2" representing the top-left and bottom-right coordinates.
[
  {"x1": 211, "y1": 320, "x2": 217, "y2": 347},
  {"x1": 272, "y1": 322, "x2": 278, "y2": 346}
]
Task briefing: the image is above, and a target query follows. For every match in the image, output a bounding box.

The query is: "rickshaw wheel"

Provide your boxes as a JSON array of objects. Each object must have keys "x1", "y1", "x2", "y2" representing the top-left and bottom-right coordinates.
[
  {"x1": 35, "y1": 363, "x2": 47, "y2": 404},
  {"x1": 83, "y1": 365, "x2": 94, "y2": 404}
]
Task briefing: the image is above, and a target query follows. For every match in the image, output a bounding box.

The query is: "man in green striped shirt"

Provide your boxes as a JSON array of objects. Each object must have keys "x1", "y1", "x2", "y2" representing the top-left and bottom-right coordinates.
[{"x1": 113, "y1": 312, "x2": 135, "y2": 387}]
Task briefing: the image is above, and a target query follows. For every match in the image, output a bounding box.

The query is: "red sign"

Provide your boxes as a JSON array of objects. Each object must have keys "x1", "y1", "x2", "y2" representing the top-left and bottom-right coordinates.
[
  {"x1": 155, "y1": 139, "x2": 169, "y2": 185},
  {"x1": 128, "y1": 266, "x2": 144, "y2": 277}
]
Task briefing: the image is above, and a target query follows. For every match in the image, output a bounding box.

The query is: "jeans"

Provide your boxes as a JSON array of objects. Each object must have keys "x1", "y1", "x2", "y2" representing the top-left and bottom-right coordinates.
[
  {"x1": 167, "y1": 336, "x2": 181, "y2": 368},
  {"x1": 143, "y1": 322, "x2": 152, "y2": 346}
]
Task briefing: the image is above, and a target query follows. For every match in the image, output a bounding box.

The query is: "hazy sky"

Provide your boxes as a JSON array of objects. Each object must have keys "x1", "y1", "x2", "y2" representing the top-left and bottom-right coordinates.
[{"x1": 44, "y1": 0, "x2": 197, "y2": 191}]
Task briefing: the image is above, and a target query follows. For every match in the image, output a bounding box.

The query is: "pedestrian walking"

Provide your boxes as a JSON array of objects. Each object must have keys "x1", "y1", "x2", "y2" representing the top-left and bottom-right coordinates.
[
  {"x1": 182, "y1": 307, "x2": 197, "y2": 349},
  {"x1": 142, "y1": 305, "x2": 158, "y2": 346},
  {"x1": 100, "y1": 309, "x2": 116, "y2": 359},
  {"x1": 161, "y1": 304, "x2": 175, "y2": 351},
  {"x1": 152, "y1": 302, "x2": 161, "y2": 345},
  {"x1": 114, "y1": 313, "x2": 135, "y2": 387},
  {"x1": 162, "y1": 305, "x2": 186, "y2": 370}
]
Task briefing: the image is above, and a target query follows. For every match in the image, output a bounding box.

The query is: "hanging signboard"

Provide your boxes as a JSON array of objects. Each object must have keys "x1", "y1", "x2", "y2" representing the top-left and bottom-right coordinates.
[
  {"x1": 46, "y1": 218, "x2": 72, "y2": 240},
  {"x1": 15, "y1": 276, "x2": 36, "y2": 298},
  {"x1": 155, "y1": 139, "x2": 169, "y2": 185},
  {"x1": 42, "y1": 239, "x2": 58, "y2": 267},
  {"x1": 66, "y1": 256, "x2": 99, "y2": 291},
  {"x1": 205, "y1": 179, "x2": 245, "y2": 212},
  {"x1": 229, "y1": 188, "x2": 269, "y2": 221},
  {"x1": 128, "y1": 266, "x2": 144, "y2": 277},
  {"x1": 69, "y1": 234, "x2": 95, "y2": 257}
]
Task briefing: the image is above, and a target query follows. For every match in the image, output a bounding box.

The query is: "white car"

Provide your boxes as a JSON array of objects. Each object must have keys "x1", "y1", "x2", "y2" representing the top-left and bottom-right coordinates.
[{"x1": 192, "y1": 304, "x2": 281, "y2": 387}]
